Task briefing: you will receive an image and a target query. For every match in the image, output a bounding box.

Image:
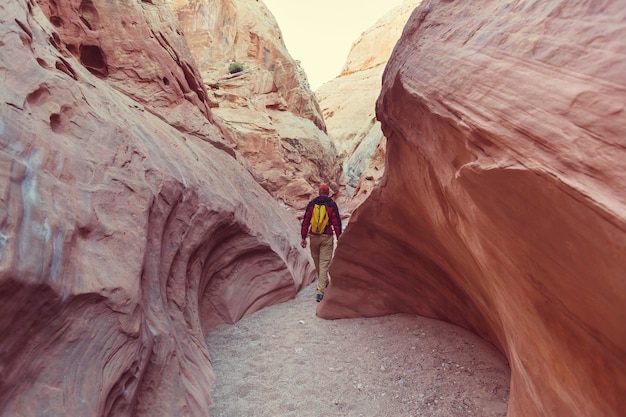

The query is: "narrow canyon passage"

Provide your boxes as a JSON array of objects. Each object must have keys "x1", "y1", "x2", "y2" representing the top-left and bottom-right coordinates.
[{"x1": 206, "y1": 284, "x2": 510, "y2": 417}]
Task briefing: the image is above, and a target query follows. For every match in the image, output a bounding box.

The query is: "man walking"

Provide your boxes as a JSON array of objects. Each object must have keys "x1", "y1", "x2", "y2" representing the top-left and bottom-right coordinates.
[{"x1": 301, "y1": 184, "x2": 342, "y2": 302}]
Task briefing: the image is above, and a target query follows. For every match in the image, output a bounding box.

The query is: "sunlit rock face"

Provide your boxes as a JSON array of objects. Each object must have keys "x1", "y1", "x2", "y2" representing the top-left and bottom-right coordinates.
[
  {"x1": 0, "y1": 1, "x2": 313, "y2": 416},
  {"x1": 316, "y1": 0, "x2": 422, "y2": 211},
  {"x1": 170, "y1": 0, "x2": 340, "y2": 209},
  {"x1": 320, "y1": 1, "x2": 626, "y2": 417}
]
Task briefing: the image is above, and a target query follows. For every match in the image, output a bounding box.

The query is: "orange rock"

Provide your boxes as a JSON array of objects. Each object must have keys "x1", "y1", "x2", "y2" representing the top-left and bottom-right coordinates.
[
  {"x1": 321, "y1": 1, "x2": 626, "y2": 417},
  {"x1": 317, "y1": 0, "x2": 422, "y2": 209},
  {"x1": 171, "y1": 0, "x2": 342, "y2": 209},
  {"x1": 0, "y1": 0, "x2": 313, "y2": 415}
]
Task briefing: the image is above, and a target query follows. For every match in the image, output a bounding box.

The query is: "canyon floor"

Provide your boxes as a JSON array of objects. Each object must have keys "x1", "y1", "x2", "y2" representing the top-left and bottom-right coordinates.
[{"x1": 206, "y1": 284, "x2": 511, "y2": 417}]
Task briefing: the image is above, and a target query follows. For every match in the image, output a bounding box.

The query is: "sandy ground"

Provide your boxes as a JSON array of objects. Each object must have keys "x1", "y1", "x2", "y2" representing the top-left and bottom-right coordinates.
[{"x1": 206, "y1": 284, "x2": 510, "y2": 417}]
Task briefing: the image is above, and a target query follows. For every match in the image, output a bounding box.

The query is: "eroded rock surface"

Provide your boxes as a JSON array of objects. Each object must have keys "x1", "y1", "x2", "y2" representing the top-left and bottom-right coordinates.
[
  {"x1": 320, "y1": 1, "x2": 626, "y2": 417},
  {"x1": 170, "y1": 0, "x2": 340, "y2": 209},
  {"x1": 0, "y1": 1, "x2": 313, "y2": 415},
  {"x1": 316, "y1": 0, "x2": 422, "y2": 210}
]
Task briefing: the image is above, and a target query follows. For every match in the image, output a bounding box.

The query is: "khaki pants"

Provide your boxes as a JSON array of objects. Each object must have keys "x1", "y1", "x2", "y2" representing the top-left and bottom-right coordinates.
[{"x1": 309, "y1": 234, "x2": 334, "y2": 295}]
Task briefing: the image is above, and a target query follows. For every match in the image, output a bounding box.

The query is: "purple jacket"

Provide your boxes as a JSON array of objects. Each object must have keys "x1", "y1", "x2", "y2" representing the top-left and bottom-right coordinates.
[{"x1": 301, "y1": 195, "x2": 342, "y2": 239}]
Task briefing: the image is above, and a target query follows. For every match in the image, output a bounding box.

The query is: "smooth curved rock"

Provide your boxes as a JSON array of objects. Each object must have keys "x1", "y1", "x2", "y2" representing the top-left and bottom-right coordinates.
[
  {"x1": 0, "y1": 1, "x2": 314, "y2": 416},
  {"x1": 320, "y1": 1, "x2": 626, "y2": 417}
]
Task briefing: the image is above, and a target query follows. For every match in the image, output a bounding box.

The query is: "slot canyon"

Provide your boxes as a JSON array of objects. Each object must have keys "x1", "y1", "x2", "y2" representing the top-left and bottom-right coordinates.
[{"x1": 0, "y1": 0, "x2": 624, "y2": 416}]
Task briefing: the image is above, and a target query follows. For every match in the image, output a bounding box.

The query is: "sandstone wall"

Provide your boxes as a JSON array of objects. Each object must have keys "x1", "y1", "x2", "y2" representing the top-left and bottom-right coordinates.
[
  {"x1": 169, "y1": 0, "x2": 324, "y2": 130},
  {"x1": 0, "y1": 1, "x2": 313, "y2": 415},
  {"x1": 320, "y1": 1, "x2": 626, "y2": 416},
  {"x1": 316, "y1": 0, "x2": 422, "y2": 210},
  {"x1": 170, "y1": 0, "x2": 340, "y2": 209}
]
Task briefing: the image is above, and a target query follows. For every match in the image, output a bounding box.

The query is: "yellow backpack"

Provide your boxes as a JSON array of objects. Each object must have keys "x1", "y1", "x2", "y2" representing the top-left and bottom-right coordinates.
[{"x1": 310, "y1": 204, "x2": 329, "y2": 234}]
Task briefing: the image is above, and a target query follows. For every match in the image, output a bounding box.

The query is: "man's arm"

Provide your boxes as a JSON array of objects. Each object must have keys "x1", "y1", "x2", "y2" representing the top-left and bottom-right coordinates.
[
  {"x1": 329, "y1": 202, "x2": 342, "y2": 238},
  {"x1": 301, "y1": 204, "x2": 313, "y2": 247}
]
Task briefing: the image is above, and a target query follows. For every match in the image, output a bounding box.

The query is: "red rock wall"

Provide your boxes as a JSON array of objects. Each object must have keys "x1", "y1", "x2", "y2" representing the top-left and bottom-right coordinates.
[
  {"x1": 0, "y1": 1, "x2": 313, "y2": 415},
  {"x1": 172, "y1": 0, "x2": 326, "y2": 131},
  {"x1": 320, "y1": 1, "x2": 626, "y2": 416},
  {"x1": 170, "y1": 0, "x2": 339, "y2": 210}
]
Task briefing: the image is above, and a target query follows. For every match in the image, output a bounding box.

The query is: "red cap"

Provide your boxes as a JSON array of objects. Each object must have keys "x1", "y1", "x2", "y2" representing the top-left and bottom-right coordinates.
[{"x1": 318, "y1": 184, "x2": 330, "y2": 195}]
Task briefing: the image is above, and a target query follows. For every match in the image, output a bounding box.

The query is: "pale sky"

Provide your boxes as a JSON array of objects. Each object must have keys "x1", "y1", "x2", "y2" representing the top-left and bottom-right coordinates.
[{"x1": 262, "y1": 0, "x2": 402, "y2": 91}]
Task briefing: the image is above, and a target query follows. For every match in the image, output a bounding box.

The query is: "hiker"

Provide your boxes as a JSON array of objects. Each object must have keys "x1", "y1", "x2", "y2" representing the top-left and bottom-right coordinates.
[{"x1": 301, "y1": 184, "x2": 342, "y2": 302}]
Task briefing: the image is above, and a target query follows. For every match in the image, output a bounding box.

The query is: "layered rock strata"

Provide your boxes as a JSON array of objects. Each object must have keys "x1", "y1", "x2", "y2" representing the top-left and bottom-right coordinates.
[
  {"x1": 170, "y1": 0, "x2": 340, "y2": 209},
  {"x1": 320, "y1": 1, "x2": 626, "y2": 417},
  {"x1": 0, "y1": 1, "x2": 313, "y2": 416}
]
